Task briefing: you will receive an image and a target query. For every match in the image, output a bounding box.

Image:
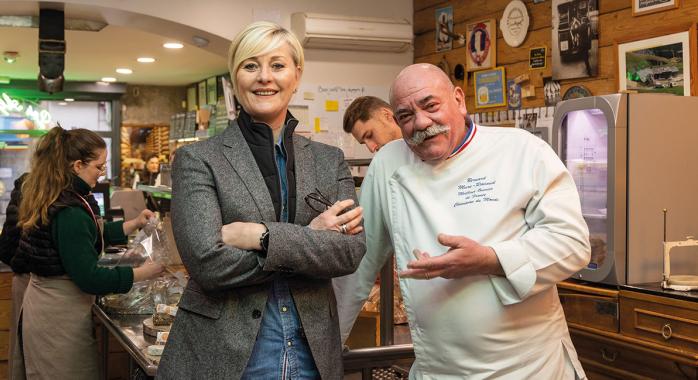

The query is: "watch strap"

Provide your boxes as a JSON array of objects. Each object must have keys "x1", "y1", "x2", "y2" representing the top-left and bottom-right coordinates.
[{"x1": 259, "y1": 222, "x2": 270, "y2": 252}]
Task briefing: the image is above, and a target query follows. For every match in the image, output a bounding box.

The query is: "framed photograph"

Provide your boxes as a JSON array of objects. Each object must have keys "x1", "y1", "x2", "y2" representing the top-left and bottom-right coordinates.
[
  {"x1": 466, "y1": 19, "x2": 496, "y2": 72},
  {"x1": 206, "y1": 77, "x2": 217, "y2": 105},
  {"x1": 521, "y1": 113, "x2": 538, "y2": 130},
  {"x1": 198, "y1": 81, "x2": 207, "y2": 109},
  {"x1": 435, "y1": 6, "x2": 453, "y2": 52},
  {"x1": 473, "y1": 67, "x2": 506, "y2": 108},
  {"x1": 617, "y1": 30, "x2": 690, "y2": 96},
  {"x1": 551, "y1": 0, "x2": 599, "y2": 80},
  {"x1": 529, "y1": 46, "x2": 547, "y2": 69},
  {"x1": 633, "y1": 0, "x2": 679, "y2": 16}
]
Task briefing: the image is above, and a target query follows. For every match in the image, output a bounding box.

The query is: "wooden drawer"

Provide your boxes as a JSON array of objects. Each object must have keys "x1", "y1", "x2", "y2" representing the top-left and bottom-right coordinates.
[
  {"x1": 571, "y1": 329, "x2": 698, "y2": 380},
  {"x1": 558, "y1": 281, "x2": 619, "y2": 333},
  {"x1": 0, "y1": 331, "x2": 7, "y2": 361},
  {"x1": 0, "y1": 273, "x2": 11, "y2": 300},
  {"x1": 621, "y1": 290, "x2": 698, "y2": 354}
]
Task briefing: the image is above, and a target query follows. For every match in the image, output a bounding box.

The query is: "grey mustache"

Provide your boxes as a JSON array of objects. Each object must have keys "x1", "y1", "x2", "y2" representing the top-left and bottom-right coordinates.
[{"x1": 406, "y1": 124, "x2": 450, "y2": 146}]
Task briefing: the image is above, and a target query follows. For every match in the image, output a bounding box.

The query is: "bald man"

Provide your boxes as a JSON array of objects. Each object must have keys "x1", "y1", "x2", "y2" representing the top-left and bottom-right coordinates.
[
  {"x1": 336, "y1": 64, "x2": 590, "y2": 379},
  {"x1": 343, "y1": 96, "x2": 402, "y2": 153}
]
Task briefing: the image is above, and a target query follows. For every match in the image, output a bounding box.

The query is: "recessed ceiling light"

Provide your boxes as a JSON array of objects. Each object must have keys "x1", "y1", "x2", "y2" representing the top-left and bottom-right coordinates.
[
  {"x1": 96, "y1": 81, "x2": 110, "y2": 86},
  {"x1": 116, "y1": 68, "x2": 133, "y2": 74},
  {"x1": 163, "y1": 42, "x2": 183, "y2": 49},
  {"x1": 101, "y1": 77, "x2": 117, "y2": 82},
  {"x1": 137, "y1": 57, "x2": 155, "y2": 63},
  {"x1": 64, "y1": 98, "x2": 74, "y2": 102}
]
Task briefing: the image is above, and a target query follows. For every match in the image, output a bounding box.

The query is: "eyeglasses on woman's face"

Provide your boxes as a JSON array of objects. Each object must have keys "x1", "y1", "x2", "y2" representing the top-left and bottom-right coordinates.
[
  {"x1": 84, "y1": 160, "x2": 107, "y2": 173},
  {"x1": 304, "y1": 187, "x2": 333, "y2": 213}
]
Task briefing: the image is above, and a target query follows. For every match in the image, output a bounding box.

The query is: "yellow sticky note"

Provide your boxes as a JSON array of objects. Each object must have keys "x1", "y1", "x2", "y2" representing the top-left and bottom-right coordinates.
[
  {"x1": 325, "y1": 100, "x2": 339, "y2": 112},
  {"x1": 314, "y1": 117, "x2": 321, "y2": 133}
]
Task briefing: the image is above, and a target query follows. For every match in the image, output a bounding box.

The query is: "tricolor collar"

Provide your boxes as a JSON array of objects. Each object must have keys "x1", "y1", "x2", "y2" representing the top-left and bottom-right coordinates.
[{"x1": 447, "y1": 119, "x2": 477, "y2": 159}]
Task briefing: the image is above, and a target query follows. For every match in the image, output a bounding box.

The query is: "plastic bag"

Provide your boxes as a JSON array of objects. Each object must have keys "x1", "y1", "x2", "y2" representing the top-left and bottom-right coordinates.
[
  {"x1": 100, "y1": 279, "x2": 156, "y2": 314},
  {"x1": 99, "y1": 272, "x2": 187, "y2": 315},
  {"x1": 98, "y1": 218, "x2": 172, "y2": 267}
]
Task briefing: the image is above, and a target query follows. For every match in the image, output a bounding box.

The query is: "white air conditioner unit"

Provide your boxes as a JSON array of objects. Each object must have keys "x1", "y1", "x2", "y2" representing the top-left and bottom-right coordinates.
[{"x1": 291, "y1": 13, "x2": 412, "y2": 53}]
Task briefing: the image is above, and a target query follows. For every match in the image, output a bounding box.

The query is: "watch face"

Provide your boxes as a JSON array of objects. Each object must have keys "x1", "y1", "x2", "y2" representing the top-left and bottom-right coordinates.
[{"x1": 563, "y1": 85, "x2": 592, "y2": 100}]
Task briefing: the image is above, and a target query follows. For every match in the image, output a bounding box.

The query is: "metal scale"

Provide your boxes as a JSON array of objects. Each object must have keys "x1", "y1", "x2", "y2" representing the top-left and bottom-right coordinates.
[{"x1": 661, "y1": 209, "x2": 698, "y2": 291}]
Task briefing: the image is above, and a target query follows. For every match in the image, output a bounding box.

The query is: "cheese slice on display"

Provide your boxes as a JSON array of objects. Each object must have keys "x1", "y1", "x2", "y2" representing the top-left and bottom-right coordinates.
[{"x1": 147, "y1": 344, "x2": 165, "y2": 356}]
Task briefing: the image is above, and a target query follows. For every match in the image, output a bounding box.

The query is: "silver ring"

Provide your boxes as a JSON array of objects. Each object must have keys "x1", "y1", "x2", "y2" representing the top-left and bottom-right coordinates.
[{"x1": 339, "y1": 224, "x2": 348, "y2": 234}]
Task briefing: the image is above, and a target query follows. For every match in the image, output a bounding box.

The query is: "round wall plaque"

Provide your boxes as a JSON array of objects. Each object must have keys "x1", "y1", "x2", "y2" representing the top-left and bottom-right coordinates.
[
  {"x1": 563, "y1": 85, "x2": 592, "y2": 100},
  {"x1": 500, "y1": 0, "x2": 529, "y2": 48}
]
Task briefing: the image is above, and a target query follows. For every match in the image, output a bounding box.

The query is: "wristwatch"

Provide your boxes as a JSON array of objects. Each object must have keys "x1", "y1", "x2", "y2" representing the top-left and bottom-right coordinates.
[{"x1": 259, "y1": 222, "x2": 270, "y2": 252}]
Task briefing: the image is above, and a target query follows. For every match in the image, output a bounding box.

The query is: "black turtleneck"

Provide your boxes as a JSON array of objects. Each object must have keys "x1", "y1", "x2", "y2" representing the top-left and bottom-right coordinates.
[{"x1": 237, "y1": 109, "x2": 299, "y2": 223}]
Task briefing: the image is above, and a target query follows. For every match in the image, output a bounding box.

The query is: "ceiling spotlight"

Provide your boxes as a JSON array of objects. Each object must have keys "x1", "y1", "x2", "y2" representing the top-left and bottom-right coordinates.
[
  {"x1": 116, "y1": 68, "x2": 133, "y2": 74},
  {"x1": 2, "y1": 51, "x2": 19, "y2": 64},
  {"x1": 64, "y1": 98, "x2": 74, "y2": 102},
  {"x1": 96, "y1": 81, "x2": 110, "y2": 86},
  {"x1": 101, "y1": 77, "x2": 117, "y2": 82},
  {"x1": 137, "y1": 57, "x2": 155, "y2": 63},
  {"x1": 163, "y1": 42, "x2": 183, "y2": 49}
]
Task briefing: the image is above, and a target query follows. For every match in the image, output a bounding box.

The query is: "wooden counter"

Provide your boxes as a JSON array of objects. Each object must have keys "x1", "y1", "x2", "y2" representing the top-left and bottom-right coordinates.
[{"x1": 559, "y1": 280, "x2": 698, "y2": 379}]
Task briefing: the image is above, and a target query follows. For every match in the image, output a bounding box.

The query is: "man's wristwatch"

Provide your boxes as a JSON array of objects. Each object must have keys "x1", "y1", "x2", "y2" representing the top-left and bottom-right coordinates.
[{"x1": 259, "y1": 222, "x2": 270, "y2": 252}]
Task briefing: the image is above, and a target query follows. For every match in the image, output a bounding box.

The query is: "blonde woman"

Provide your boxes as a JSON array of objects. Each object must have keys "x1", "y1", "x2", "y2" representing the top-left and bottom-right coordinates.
[
  {"x1": 157, "y1": 22, "x2": 365, "y2": 379},
  {"x1": 15, "y1": 126, "x2": 164, "y2": 379}
]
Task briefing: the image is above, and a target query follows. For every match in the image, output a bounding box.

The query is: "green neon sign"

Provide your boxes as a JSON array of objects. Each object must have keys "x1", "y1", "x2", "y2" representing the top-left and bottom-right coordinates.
[{"x1": 0, "y1": 92, "x2": 52, "y2": 129}]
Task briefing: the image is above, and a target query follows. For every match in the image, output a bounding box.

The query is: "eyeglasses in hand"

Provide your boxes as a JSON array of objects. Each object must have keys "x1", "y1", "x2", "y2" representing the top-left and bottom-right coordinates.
[{"x1": 304, "y1": 187, "x2": 334, "y2": 213}]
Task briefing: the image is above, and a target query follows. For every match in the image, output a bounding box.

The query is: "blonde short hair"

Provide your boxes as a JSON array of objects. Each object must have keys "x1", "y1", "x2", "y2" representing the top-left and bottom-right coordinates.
[{"x1": 228, "y1": 21, "x2": 305, "y2": 97}]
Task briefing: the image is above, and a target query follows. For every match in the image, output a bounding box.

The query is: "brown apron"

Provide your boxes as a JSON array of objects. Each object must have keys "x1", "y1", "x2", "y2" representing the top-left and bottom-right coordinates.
[
  {"x1": 21, "y1": 274, "x2": 98, "y2": 380},
  {"x1": 9, "y1": 273, "x2": 29, "y2": 380}
]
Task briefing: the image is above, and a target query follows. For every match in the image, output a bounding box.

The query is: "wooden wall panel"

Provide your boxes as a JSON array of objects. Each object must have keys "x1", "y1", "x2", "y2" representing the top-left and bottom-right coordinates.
[
  {"x1": 413, "y1": 0, "x2": 698, "y2": 111},
  {"x1": 415, "y1": 0, "x2": 449, "y2": 12}
]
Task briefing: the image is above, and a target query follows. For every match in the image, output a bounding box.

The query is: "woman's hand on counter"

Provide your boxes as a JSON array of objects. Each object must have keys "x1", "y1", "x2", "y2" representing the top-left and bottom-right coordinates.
[
  {"x1": 133, "y1": 260, "x2": 165, "y2": 282},
  {"x1": 309, "y1": 199, "x2": 363, "y2": 235},
  {"x1": 221, "y1": 222, "x2": 266, "y2": 250}
]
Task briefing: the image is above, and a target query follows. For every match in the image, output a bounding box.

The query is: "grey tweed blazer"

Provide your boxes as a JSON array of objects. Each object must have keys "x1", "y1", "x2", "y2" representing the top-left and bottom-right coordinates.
[{"x1": 156, "y1": 120, "x2": 366, "y2": 380}]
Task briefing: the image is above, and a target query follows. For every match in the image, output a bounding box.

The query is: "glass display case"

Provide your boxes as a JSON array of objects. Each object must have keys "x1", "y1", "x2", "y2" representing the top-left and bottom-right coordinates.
[
  {"x1": 553, "y1": 94, "x2": 698, "y2": 285},
  {"x1": 559, "y1": 108, "x2": 609, "y2": 271}
]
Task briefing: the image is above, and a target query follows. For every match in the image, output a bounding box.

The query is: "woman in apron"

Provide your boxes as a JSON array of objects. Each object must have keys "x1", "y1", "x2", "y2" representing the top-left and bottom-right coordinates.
[{"x1": 15, "y1": 126, "x2": 165, "y2": 380}]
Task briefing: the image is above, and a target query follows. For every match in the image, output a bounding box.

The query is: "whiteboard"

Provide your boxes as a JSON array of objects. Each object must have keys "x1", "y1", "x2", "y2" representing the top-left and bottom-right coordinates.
[{"x1": 289, "y1": 83, "x2": 390, "y2": 159}]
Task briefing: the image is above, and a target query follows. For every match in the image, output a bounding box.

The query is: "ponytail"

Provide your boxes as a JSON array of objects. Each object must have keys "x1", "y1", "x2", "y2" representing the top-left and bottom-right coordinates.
[{"x1": 18, "y1": 125, "x2": 106, "y2": 230}]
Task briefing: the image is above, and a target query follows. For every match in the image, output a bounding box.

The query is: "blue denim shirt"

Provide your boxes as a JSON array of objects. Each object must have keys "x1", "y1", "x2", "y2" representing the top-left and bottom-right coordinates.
[{"x1": 242, "y1": 128, "x2": 320, "y2": 379}]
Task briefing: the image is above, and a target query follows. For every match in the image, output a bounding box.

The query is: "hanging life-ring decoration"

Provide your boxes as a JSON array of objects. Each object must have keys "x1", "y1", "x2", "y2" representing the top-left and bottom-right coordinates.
[{"x1": 468, "y1": 22, "x2": 491, "y2": 67}]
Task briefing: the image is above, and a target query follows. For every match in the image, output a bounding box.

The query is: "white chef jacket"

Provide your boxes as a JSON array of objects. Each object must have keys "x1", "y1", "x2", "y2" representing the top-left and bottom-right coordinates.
[{"x1": 335, "y1": 124, "x2": 591, "y2": 379}]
